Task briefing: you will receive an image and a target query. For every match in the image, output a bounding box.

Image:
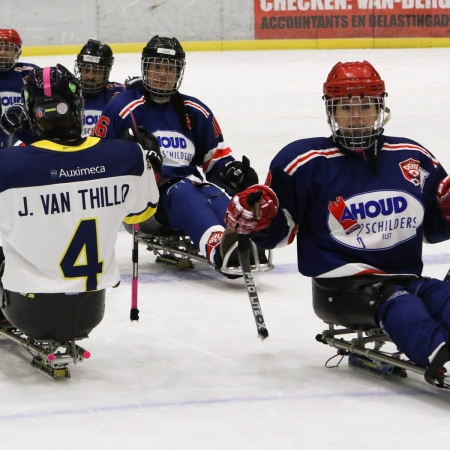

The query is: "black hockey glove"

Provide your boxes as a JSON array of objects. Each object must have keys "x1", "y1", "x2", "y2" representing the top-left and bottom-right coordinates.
[
  {"x1": 125, "y1": 76, "x2": 142, "y2": 90},
  {"x1": 0, "y1": 103, "x2": 30, "y2": 135},
  {"x1": 220, "y1": 159, "x2": 259, "y2": 195},
  {"x1": 122, "y1": 126, "x2": 163, "y2": 181}
]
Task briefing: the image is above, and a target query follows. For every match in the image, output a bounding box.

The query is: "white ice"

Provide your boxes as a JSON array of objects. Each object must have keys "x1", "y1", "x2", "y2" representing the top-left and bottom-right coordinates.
[{"x1": 2, "y1": 48, "x2": 450, "y2": 449}]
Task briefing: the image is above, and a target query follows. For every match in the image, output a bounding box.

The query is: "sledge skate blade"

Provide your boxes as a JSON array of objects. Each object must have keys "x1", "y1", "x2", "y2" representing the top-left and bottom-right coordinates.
[
  {"x1": 31, "y1": 357, "x2": 71, "y2": 380},
  {"x1": 348, "y1": 354, "x2": 393, "y2": 378}
]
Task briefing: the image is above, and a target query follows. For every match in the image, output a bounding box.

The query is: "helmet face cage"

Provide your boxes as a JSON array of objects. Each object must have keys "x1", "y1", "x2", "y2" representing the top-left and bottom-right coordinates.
[
  {"x1": 323, "y1": 61, "x2": 388, "y2": 152},
  {"x1": 0, "y1": 41, "x2": 21, "y2": 71},
  {"x1": 74, "y1": 62, "x2": 111, "y2": 94},
  {"x1": 141, "y1": 56, "x2": 186, "y2": 98},
  {"x1": 325, "y1": 95, "x2": 386, "y2": 152},
  {"x1": 74, "y1": 40, "x2": 114, "y2": 94},
  {"x1": 22, "y1": 65, "x2": 84, "y2": 139}
]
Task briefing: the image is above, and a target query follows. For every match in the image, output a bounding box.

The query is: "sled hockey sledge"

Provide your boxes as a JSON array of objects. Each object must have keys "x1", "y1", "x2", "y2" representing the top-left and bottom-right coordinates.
[
  {"x1": 124, "y1": 218, "x2": 274, "y2": 277},
  {"x1": 0, "y1": 324, "x2": 90, "y2": 380},
  {"x1": 312, "y1": 278, "x2": 450, "y2": 389}
]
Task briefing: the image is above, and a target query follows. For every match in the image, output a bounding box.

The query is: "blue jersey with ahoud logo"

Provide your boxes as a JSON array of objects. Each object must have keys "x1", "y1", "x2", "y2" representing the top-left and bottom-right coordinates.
[
  {"x1": 257, "y1": 135, "x2": 450, "y2": 278},
  {"x1": 0, "y1": 62, "x2": 40, "y2": 148},
  {"x1": 0, "y1": 136, "x2": 159, "y2": 293},
  {"x1": 82, "y1": 82, "x2": 124, "y2": 137},
  {"x1": 94, "y1": 81, "x2": 233, "y2": 185}
]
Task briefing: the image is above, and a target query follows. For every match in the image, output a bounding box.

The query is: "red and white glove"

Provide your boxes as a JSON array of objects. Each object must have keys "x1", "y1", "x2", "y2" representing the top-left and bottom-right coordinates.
[
  {"x1": 225, "y1": 184, "x2": 279, "y2": 234},
  {"x1": 437, "y1": 176, "x2": 450, "y2": 221}
]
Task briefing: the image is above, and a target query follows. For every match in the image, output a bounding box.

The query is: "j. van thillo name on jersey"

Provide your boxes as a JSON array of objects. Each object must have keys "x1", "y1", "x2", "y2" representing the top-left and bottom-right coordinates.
[{"x1": 17, "y1": 184, "x2": 130, "y2": 217}]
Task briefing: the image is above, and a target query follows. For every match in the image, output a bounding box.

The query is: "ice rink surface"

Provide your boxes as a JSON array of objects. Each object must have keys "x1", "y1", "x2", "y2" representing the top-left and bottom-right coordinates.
[{"x1": 2, "y1": 47, "x2": 450, "y2": 448}]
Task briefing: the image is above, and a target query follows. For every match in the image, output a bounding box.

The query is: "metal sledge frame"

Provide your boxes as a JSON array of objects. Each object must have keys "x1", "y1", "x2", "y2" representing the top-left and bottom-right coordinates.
[
  {"x1": 0, "y1": 326, "x2": 91, "y2": 380},
  {"x1": 136, "y1": 230, "x2": 274, "y2": 276},
  {"x1": 316, "y1": 324, "x2": 449, "y2": 387}
]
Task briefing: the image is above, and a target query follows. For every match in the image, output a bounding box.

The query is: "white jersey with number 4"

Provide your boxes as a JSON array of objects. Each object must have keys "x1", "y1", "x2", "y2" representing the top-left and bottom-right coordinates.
[{"x1": 0, "y1": 136, "x2": 158, "y2": 293}]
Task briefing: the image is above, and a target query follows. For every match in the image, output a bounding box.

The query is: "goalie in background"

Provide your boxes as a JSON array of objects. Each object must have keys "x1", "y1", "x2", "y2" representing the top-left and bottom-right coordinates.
[{"x1": 225, "y1": 60, "x2": 450, "y2": 387}]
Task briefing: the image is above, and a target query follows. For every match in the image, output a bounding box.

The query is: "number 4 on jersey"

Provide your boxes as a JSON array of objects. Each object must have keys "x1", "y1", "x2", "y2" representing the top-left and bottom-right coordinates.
[{"x1": 60, "y1": 219, "x2": 104, "y2": 291}]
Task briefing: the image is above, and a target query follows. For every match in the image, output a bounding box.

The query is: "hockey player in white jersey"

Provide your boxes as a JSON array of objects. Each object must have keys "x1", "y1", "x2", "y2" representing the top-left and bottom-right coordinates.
[
  {"x1": 225, "y1": 60, "x2": 450, "y2": 388},
  {"x1": 0, "y1": 64, "x2": 160, "y2": 343}
]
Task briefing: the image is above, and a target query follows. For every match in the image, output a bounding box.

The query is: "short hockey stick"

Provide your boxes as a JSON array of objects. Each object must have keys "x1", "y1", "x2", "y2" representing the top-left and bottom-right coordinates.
[
  {"x1": 130, "y1": 223, "x2": 140, "y2": 321},
  {"x1": 238, "y1": 232, "x2": 269, "y2": 340},
  {"x1": 129, "y1": 109, "x2": 140, "y2": 322},
  {"x1": 236, "y1": 156, "x2": 269, "y2": 340}
]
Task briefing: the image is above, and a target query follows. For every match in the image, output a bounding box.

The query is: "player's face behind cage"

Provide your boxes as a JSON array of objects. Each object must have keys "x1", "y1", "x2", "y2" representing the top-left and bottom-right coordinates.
[
  {"x1": 0, "y1": 41, "x2": 20, "y2": 71},
  {"x1": 141, "y1": 57, "x2": 185, "y2": 98},
  {"x1": 74, "y1": 62, "x2": 111, "y2": 94},
  {"x1": 325, "y1": 96, "x2": 386, "y2": 152}
]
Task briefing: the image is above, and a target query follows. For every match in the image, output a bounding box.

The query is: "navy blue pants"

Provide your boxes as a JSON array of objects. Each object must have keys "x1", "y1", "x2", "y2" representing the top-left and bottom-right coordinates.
[
  {"x1": 161, "y1": 180, "x2": 230, "y2": 255},
  {"x1": 377, "y1": 278, "x2": 450, "y2": 367}
]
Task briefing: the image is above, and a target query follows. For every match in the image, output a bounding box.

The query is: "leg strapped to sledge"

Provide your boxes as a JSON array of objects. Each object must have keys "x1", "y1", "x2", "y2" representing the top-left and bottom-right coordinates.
[
  {"x1": 313, "y1": 277, "x2": 450, "y2": 389},
  {"x1": 123, "y1": 218, "x2": 274, "y2": 276}
]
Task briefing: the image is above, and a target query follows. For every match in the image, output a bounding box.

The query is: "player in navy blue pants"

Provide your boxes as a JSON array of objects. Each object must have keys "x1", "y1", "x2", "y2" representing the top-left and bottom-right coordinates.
[
  {"x1": 94, "y1": 35, "x2": 259, "y2": 276},
  {"x1": 0, "y1": 28, "x2": 39, "y2": 147},
  {"x1": 224, "y1": 60, "x2": 450, "y2": 387},
  {"x1": 377, "y1": 279, "x2": 450, "y2": 368}
]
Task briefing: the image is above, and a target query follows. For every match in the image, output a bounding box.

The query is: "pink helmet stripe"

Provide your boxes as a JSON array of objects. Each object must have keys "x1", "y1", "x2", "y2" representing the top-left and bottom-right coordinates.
[{"x1": 43, "y1": 66, "x2": 52, "y2": 97}]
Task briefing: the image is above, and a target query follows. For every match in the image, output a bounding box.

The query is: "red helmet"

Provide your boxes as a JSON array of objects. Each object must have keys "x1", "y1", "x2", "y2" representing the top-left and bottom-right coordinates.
[
  {"x1": 323, "y1": 61, "x2": 385, "y2": 98},
  {"x1": 0, "y1": 29, "x2": 22, "y2": 46}
]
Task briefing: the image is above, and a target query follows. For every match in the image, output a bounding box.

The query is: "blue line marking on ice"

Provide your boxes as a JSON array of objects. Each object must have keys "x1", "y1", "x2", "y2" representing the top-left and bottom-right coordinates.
[{"x1": 0, "y1": 390, "x2": 435, "y2": 422}]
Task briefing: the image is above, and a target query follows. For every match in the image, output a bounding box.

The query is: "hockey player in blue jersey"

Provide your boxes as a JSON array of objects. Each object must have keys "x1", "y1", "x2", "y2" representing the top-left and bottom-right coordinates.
[
  {"x1": 225, "y1": 60, "x2": 450, "y2": 387},
  {"x1": 74, "y1": 39, "x2": 125, "y2": 136},
  {"x1": 0, "y1": 64, "x2": 160, "y2": 344},
  {"x1": 0, "y1": 29, "x2": 39, "y2": 147},
  {"x1": 94, "y1": 35, "x2": 259, "y2": 276}
]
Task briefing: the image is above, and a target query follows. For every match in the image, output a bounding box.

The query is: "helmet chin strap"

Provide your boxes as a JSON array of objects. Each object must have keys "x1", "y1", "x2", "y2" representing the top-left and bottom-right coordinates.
[{"x1": 382, "y1": 106, "x2": 391, "y2": 127}]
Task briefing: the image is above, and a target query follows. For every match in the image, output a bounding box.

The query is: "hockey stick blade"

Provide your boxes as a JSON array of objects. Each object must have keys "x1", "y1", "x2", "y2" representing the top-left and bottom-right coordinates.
[{"x1": 235, "y1": 156, "x2": 269, "y2": 340}]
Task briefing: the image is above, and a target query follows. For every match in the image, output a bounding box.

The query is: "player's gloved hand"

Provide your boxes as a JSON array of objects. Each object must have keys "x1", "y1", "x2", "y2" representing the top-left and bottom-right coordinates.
[
  {"x1": 220, "y1": 160, "x2": 259, "y2": 194},
  {"x1": 0, "y1": 103, "x2": 30, "y2": 135},
  {"x1": 225, "y1": 184, "x2": 279, "y2": 234},
  {"x1": 437, "y1": 176, "x2": 450, "y2": 221},
  {"x1": 125, "y1": 76, "x2": 142, "y2": 90},
  {"x1": 122, "y1": 126, "x2": 163, "y2": 182}
]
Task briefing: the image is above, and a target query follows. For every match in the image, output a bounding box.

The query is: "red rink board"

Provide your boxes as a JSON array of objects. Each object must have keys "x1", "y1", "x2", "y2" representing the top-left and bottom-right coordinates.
[{"x1": 254, "y1": 0, "x2": 450, "y2": 39}]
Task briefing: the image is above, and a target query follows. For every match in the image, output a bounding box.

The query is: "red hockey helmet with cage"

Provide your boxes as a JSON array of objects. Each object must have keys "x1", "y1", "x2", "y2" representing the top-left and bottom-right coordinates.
[
  {"x1": 0, "y1": 29, "x2": 22, "y2": 46},
  {"x1": 323, "y1": 61, "x2": 385, "y2": 98}
]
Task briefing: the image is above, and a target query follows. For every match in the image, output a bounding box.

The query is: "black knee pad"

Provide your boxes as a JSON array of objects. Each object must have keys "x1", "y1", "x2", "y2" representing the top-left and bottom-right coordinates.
[{"x1": 3, "y1": 290, "x2": 106, "y2": 342}]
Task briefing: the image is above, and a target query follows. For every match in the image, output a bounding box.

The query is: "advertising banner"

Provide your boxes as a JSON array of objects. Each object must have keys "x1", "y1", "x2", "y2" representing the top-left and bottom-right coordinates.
[{"x1": 255, "y1": 0, "x2": 450, "y2": 39}]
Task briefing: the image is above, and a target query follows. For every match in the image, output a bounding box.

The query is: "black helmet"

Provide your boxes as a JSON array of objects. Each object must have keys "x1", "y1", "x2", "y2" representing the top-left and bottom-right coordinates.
[
  {"x1": 74, "y1": 39, "x2": 114, "y2": 94},
  {"x1": 22, "y1": 64, "x2": 84, "y2": 139},
  {"x1": 142, "y1": 36, "x2": 185, "y2": 61},
  {"x1": 141, "y1": 35, "x2": 186, "y2": 98}
]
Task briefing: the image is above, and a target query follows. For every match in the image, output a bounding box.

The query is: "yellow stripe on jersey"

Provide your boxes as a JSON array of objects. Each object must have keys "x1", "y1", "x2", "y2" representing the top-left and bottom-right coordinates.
[
  {"x1": 31, "y1": 137, "x2": 101, "y2": 152},
  {"x1": 123, "y1": 204, "x2": 158, "y2": 225}
]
